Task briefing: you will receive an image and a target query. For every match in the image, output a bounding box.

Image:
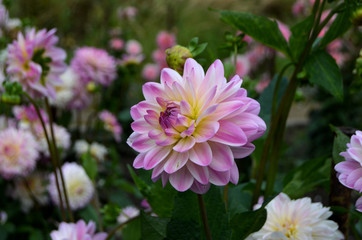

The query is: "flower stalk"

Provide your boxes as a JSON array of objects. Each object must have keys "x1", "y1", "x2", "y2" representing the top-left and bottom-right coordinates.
[{"x1": 197, "y1": 194, "x2": 212, "y2": 240}]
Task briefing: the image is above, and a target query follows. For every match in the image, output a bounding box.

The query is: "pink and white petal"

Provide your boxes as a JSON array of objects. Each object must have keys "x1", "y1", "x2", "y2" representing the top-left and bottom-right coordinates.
[
  {"x1": 348, "y1": 148, "x2": 362, "y2": 164},
  {"x1": 183, "y1": 58, "x2": 205, "y2": 90},
  {"x1": 160, "y1": 68, "x2": 183, "y2": 85},
  {"x1": 180, "y1": 100, "x2": 193, "y2": 118},
  {"x1": 133, "y1": 152, "x2": 147, "y2": 169},
  {"x1": 208, "y1": 142, "x2": 234, "y2": 171},
  {"x1": 155, "y1": 136, "x2": 178, "y2": 147},
  {"x1": 189, "y1": 142, "x2": 213, "y2": 166},
  {"x1": 211, "y1": 120, "x2": 247, "y2": 147},
  {"x1": 193, "y1": 121, "x2": 219, "y2": 143},
  {"x1": 346, "y1": 168, "x2": 362, "y2": 188},
  {"x1": 209, "y1": 101, "x2": 243, "y2": 121},
  {"x1": 335, "y1": 160, "x2": 360, "y2": 173},
  {"x1": 152, "y1": 160, "x2": 166, "y2": 179},
  {"x1": 208, "y1": 168, "x2": 231, "y2": 186},
  {"x1": 216, "y1": 76, "x2": 242, "y2": 103},
  {"x1": 128, "y1": 132, "x2": 155, "y2": 152},
  {"x1": 163, "y1": 151, "x2": 189, "y2": 174},
  {"x1": 190, "y1": 181, "x2": 210, "y2": 194},
  {"x1": 142, "y1": 82, "x2": 165, "y2": 102},
  {"x1": 169, "y1": 167, "x2": 194, "y2": 192},
  {"x1": 148, "y1": 129, "x2": 163, "y2": 140},
  {"x1": 161, "y1": 173, "x2": 169, "y2": 187},
  {"x1": 144, "y1": 110, "x2": 160, "y2": 128},
  {"x1": 173, "y1": 136, "x2": 196, "y2": 153},
  {"x1": 230, "y1": 162, "x2": 239, "y2": 184},
  {"x1": 187, "y1": 162, "x2": 209, "y2": 184},
  {"x1": 230, "y1": 143, "x2": 255, "y2": 159},
  {"x1": 131, "y1": 119, "x2": 153, "y2": 133},
  {"x1": 354, "y1": 178, "x2": 362, "y2": 192},
  {"x1": 144, "y1": 146, "x2": 172, "y2": 170},
  {"x1": 204, "y1": 59, "x2": 225, "y2": 88},
  {"x1": 198, "y1": 85, "x2": 218, "y2": 112},
  {"x1": 355, "y1": 197, "x2": 362, "y2": 212}
]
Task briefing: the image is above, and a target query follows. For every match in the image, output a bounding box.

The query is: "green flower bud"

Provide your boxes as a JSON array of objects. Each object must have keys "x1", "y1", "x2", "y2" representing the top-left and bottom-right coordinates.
[
  {"x1": 86, "y1": 82, "x2": 97, "y2": 93},
  {"x1": 1, "y1": 93, "x2": 21, "y2": 104},
  {"x1": 165, "y1": 45, "x2": 193, "y2": 74},
  {"x1": 351, "y1": 8, "x2": 362, "y2": 26}
]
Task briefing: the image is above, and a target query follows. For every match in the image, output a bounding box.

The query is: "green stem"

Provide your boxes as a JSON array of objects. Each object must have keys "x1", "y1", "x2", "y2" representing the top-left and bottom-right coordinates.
[
  {"x1": 197, "y1": 194, "x2": 212, "y2": 240},
  {"x1": 24, "y1": 93, "x2": 66, "y2": 221},
  {"x1": 223, "y1": 185, "x2": 229, "y2": 211},
  {"x1": 271, "y1": 63, "x2": 293, "y2": 115},
  {"x1": 44, "y1": 98, "x2": 74, "y2": 222},
  {"x1": 91, "y1": 184, "x2": 104, "y2": 231},
  {"x1": 105, "y1": 216, "x2": 139, "y2": 240}
]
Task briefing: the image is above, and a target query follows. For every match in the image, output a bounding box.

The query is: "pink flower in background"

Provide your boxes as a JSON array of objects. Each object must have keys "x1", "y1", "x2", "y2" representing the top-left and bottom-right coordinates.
[
  {"x1": 117, "y1": 6, "x2": 138, "y2": 20},
  {"x1": 119, "y1": 54, "x2": 144, "y2": 66},
  {"x1": 247, "y1": 193, "x2": 343, "y2": 239},
  {"x1": 71, "y1": 47, "x2": 117, "y2": 86},
  {"x1": 125, "y1": 40, "x2": 142, "y2": 56},
  {"x1": 0, "y1": 127, "x2": 39, "y2": 179},
  {"x1": 234, "y1": 55, "x2": 251, "y2": 77},
  {"x1": 99, "y1": 110, "x2": 122, "y2": 142},
  {"x1": 292, "y1": 0, "x2": 307, "y2": 16},
  {"x1": 66, "y1": 70, "x2": 91, "y2": 110},
  {"x1": 117, "y1": 206, "x2": 140, "y2": 224},
  {"x1": 335, "y1": 130, "x2": 362, "y2": 212},
  {"x1": 156, "y1": 31, "x2": 176, "y2": 50},
  {"x1": 142, "y1": 63, "x2": 160, "y2": 81},
  {"x1": 255, "y1": 74, "x2": 271, "y2": 94},
  {"x1": 50, "y1": 219, "x2": 107, "y2": 240},
  {"x1": 13, "y1": 105, "x2": 48, "y2": 126},
  {"x1": 152, "y1": 49, "x2": 168, "y2": 69},
  {"x1": 109, "y1": 38, "x2": 124, "y2": 51},
  {"x1": 277, "y1": 21, "x2": 291, "y2": 41},
  {"x1": 49, "y1": 162, "x2": 94, "y2": 210},
  {"x1": 246, "y1": 44, "x2": 274, "y2": 67},
  {"x1": 6, "y1": 28, "x2": 66, "y2": 98},
  {"x1": 128, "y1": 58, "x2": 266, "y2": 193},
  {"x1": 327, "y1": 39, "x2": 347, "y2": 66}
]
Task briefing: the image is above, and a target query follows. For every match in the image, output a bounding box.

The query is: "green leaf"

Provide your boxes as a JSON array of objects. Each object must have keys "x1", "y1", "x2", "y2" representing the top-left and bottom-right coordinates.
[
  {"x1": 29, "y1": 230, "x2": 44, "y2": 240},
  {"x1": 81, "y1": 153, "x2": 98, "y2": 180},
  {"x1": 220, "y1": 10, "x2": 290, "y2": 57},
  {"x1": 331, "y1": 126, "x2": 350, "y2": 164},
  {"x1": 319, "y1": 5, "x2": 353, "y2": 49},
  {"x1": 305, "y1": 50, "x2": 343, "y2": 100},
  {"x1": 227, "y1": 184, "x2": 252, "y2": 217},
  {"x1": 166, "y1": 191, "x2": 201, "y2": 240},
  {"x1": 191, "y1": 42, "x2": 208, "y2": 57},
  {"x1": 122, "y1": 217, "x2": 141, "y2": 240},
  {"x1": 204, "y1": 186, "x2": 231, "y2": 240},
  {"x1": 128, "y1": 166, "x2": 176, "y2": 217},
  {"x1": 230, "y1": 208, "x2": 267, "y2": 240},
  {"x1": 283, "y1": 157, "x2": 331, "y2": 198},
  {"x1": 141, "y1": 212, "x2": 170, "y2": 240},
  {"x1": 289, "y1": 16, "x2": 314, "y2": 60}
]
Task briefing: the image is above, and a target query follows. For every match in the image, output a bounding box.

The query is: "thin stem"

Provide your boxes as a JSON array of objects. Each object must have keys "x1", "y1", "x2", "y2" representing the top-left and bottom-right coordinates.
[
  {"x1": 24, "y1": 93, "x2": 66, "y2": 221},
  {"x1": 197, "y1": 194, "x2": 212, "y2": 240},
  {"x1": 44, "y1": 98, "x2": 74, "y2": 222},
  {"x1": 91, "y1": 185, "x2": 104, "y2": 231},
  {"x1": 23, "y1": 178, "x2": 41, "y2": 209},
  {"x1": 271, "y1": 63, "x2": 293, "y2": 115},
  {"x1": 105, "y1": 216, "x2": 139, "y2": 240}
]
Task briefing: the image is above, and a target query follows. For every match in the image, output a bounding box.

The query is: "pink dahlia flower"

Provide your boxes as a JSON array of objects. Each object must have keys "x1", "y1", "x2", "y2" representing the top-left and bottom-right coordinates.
[
  {"x1": 71, "y1": 47, "x2": 117, "y2": 86},
  {"x1": 335, "y1": 130, "x2": 362, "y2": 212},
  {"x1": 13, "y1": 105, "x2": 48, "y2": 128},
  {"x1": 234, "y1": 55, "x2": 251, "y2": 77},
  {"x1": 6, "y1": 28, "x2": 66, "y2": 98},
  {"x1": 128, "y1": 58, "x2": 266, "y2": 193},
  {"x1": 99, "y1": 110, "x2": 122, "y2": 142},
  {"x1": 125, "y1": 40, "x2": 142, "y2": 56},
  {"x1": 50, "y1": 219, "x2": 107, "y2": 240},
  {"x1": 156, "y1": 31, "x2": 176, "y2": 50},
  {"x1": 0, "y1": 127, "x2": 39, "y2": 179},
  {"x1": 109, "y1": 38, "x2": 124, "y2": 51},
  {"x1": 142, "y1": 63, "x2": 160, "y2": 81}
]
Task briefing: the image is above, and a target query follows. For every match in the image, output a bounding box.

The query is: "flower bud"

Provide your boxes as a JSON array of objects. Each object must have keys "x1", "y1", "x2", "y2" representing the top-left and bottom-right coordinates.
[
  {"x1": 165, "y1": 45, "x2": 192, "y2": 74},
  {"x1": 86, "y1": 82, "x2": 97, "y2": 93},
  {"x1": 351, "y1": 8, "x2": 362, "y2": 26},
  {"x1": 1, "y1": 93, "x2": 21, "y2": 104}
]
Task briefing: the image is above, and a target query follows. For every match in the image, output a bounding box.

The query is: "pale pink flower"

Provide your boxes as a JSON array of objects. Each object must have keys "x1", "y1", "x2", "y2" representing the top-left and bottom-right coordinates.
[
  {"x1": 117, "y1": 6, "x2": 138, "y2": 20},
  {"x1": 248, "y1": 193, "x2": 343, "y2": 240},
  {"x1": 13, "y1": 105, "x2": 48, "y2": 128},
  {"x1": 156, "y1": 31, "x2": 176, "y2": 50},
  {"x1": 49, "y1": 68, "x2": 77, "y2": 108},
  {"x1": 255, "y1": 74, "x2": 271, "y2": 94},
  {"x1": 234, "y1": 55, "x2": 251, "y2": 77},
  {"x1": 49, "y1": 162, "x2": 94, "y2": 210},
  {"x1": 292, "y1": 0, "x2": 307, "y2": 16},
  {"x1": 50, "y1": 219, "x2": 107, "y2": 240},
  {"x1": 71, "y1": 47, "x2": 117, "y2": 86},
  {"x1": 142, "y1": 63, "x2": 160, "y2": 81},
  {"x1": 99, "y1": 110, "x2": 122, "y2": 142},
  {"x1": 117, "y1": 206, "x2": 140, "y2": 224},
  {"x1": 356, "y1": 197, "x2": 362, "y2": 212},
  {"x1": 246, "y1": 44, "x2": 274, "y2": 67},
  {"x1": 66, "y1": 70, "x2": 91, "y2": 110},
  {"x1": 6, "y1": 28, "x2": 66, "y2": 98},
  {"x1": 109, "y1": 38, "x2": 124, "y2": 51},
  {"x1": 0, "y1": 127, "x2": 39, "y2": 179},
  {"x1": 128, "y1": 58, "x2": 266, "y2": 193},
  {"x1": 125, "y1": 40, "x2": 142, "y2": 56},
  {"x1": 119, "y1": 54, "x2": 144, "y2": 66},
  {"x1": 152, "y1": 49, "x2": 168, "y2": 69},
  {"x1": 335, "y1": 130, "x2": 362, "y2": 212}
]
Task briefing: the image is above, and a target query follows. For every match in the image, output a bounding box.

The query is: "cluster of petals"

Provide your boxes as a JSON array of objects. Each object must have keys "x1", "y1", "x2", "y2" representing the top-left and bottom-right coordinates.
[
  {"x1": 335, "y1": 130, "x2": 362, "y2": 212},
  {"x1": 6, "y1": 28, "x2": 66, "y2": 98},
  {"x1": 13, "y1": 104, "x2": 48, "y2": 128},
  {"x1": 0, "y1": 127, "x2": 39, "y2": 179},
  {"x1": 50, "y1": 219, "x2": 107, "y2": 240},
  {"x1": 49, "y1": 68, "x2": 76, "y2": 108},
  {"x1": 99, "y1": 110, "x2": 122, "y2": 142},
  {"x1": 156, "y1": 31, "x2": 176, "y2": 51},
  {"x1": 71, "y1": 47, "x2": 117, "y2": 86},
  {"x1": 142, "y1": 63, "x2": 160, "y2": 81},
  {"x1": 128, "y1": 58, "x2": 266, "y2": 193},
  {"x1": 74, "y1": 140, "x2": 108, "y2": 162},
  {"x1": 48, "y1": 162, "x2": 94, "y2": 210},
  {"x1": 247, "y1": 193, "x2": 343, "y2": 240}
]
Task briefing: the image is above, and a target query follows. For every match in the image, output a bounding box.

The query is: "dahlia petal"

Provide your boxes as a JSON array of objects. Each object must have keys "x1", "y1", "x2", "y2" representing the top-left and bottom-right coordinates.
[
  {"x1": 209, "y1": 169, "x2": 231, "y2": 186},
  {"x1": 180, "y1": 100, "x2": 193, "y2": 117},
  {"x1": 230, "y1": 162, "x2": 239, "y2": 184},
  {"x1": 354, "y1": 178, "x2": 362, "y2": 192},
  {"x1": 133, "y1": 152, "x2": 146, "y2": 169},
  {"x1": 130, "y1": 133, "x2": 155, "y2": 152},
  {"x1": 194, "y1": 121, "x2": 219, "y2": 143},
  {"x1": 335, "y1": 160, "x2": 360, "y2": 173},
  {"x1": 161, "y1": 173, "x2": 169, "y2": 187},
  {"x1": 152, "y1": 160, "x2": 166, "y2": 179},
  {"x1": 131, "y1": 119, "x2": 152, "y2": 133},
  {"x1": 190, "y1": 181, "x2": 211, "y2": 194},
  {"x1": 356, "y1": 196, "x2": 362, "y2": 212},
  {"x1": 142, "y1": 82, "x2": 164, "y2": 102},
  {"x1": 180, "y1": 121, "x2": 195, "y2": 138},
  {"x1": 198, "y1": 85, "x2": 217, "y2": 113},
  {"x1": 211, "y1": 120, "x2": 247, "y2": 147},
  {"x1": 163, "y1": 151, "x2": 189, "y2": 174},
  {"x1": 346, "y1": 168, "x2": 362, "y2": 189},
  {"x1": 348, "y1": 148, "x2": 362, "y2": 164},
  {"x1": 173, "y1": 136, "x2": 196, "y2": 153},
  {"x1": 186, "y1": 162, "x2": 209, "y2": 184},
  {"x1": 155, "y1": 136, "x2": 178, "y2": 146},
  {"x1": 144, "y1": 146, "x2": 172, "y2": 170},
  {"x1": 230, "y1": 143, "x2": 255, "y2": 158},
  {"x1": 169, "y1": 167, "x2": 194, "y2": 192},
  {"x1": 189, "y1": 142, "x2": 213, "y2": 166},
  {"x1": 204, "y1": 59, "x2": 225, "y2": 88},
  {"x1": 183, "y1": 58, "x2": 205, "y2": 90},
  {"x1": 160, "y1": 68, "x2": 183, "y2": 86},
  {"x1": 148, "y1": 129, "x2": 163, "y2": 139},
  {"x1": 210, "y1": 101, "x2": 243, "y2": 120},
  {"x1": 208, "y1": 142, "x2": 234, "y2": 171},
  {"x1": 144, "y1": 110, "x2": 160, "y2": 128}
]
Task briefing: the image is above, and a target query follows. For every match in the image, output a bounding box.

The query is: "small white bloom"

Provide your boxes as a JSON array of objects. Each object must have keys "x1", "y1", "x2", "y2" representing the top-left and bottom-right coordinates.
[
  {"x1": 90, "y1": 142, "x2": 108, "y2": 162},
  {"x1": 74, "y1": 140, "x2": 90, "y2": 156},
  {"x1": 36, "y1": 123, "x2": 71, "y2": 156},
  {"x1": 48, "y1": 162, "x2": 94, "y2": 210},
  {"x1": 49, "y1": 68, "x2": 77, "y2": 108},
  {"x1": 117, "y1": 206, "x2": 139, "y2": 224},
  {"x1": 0, "y1": 211, "x2": 7, "y2": 225}
]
